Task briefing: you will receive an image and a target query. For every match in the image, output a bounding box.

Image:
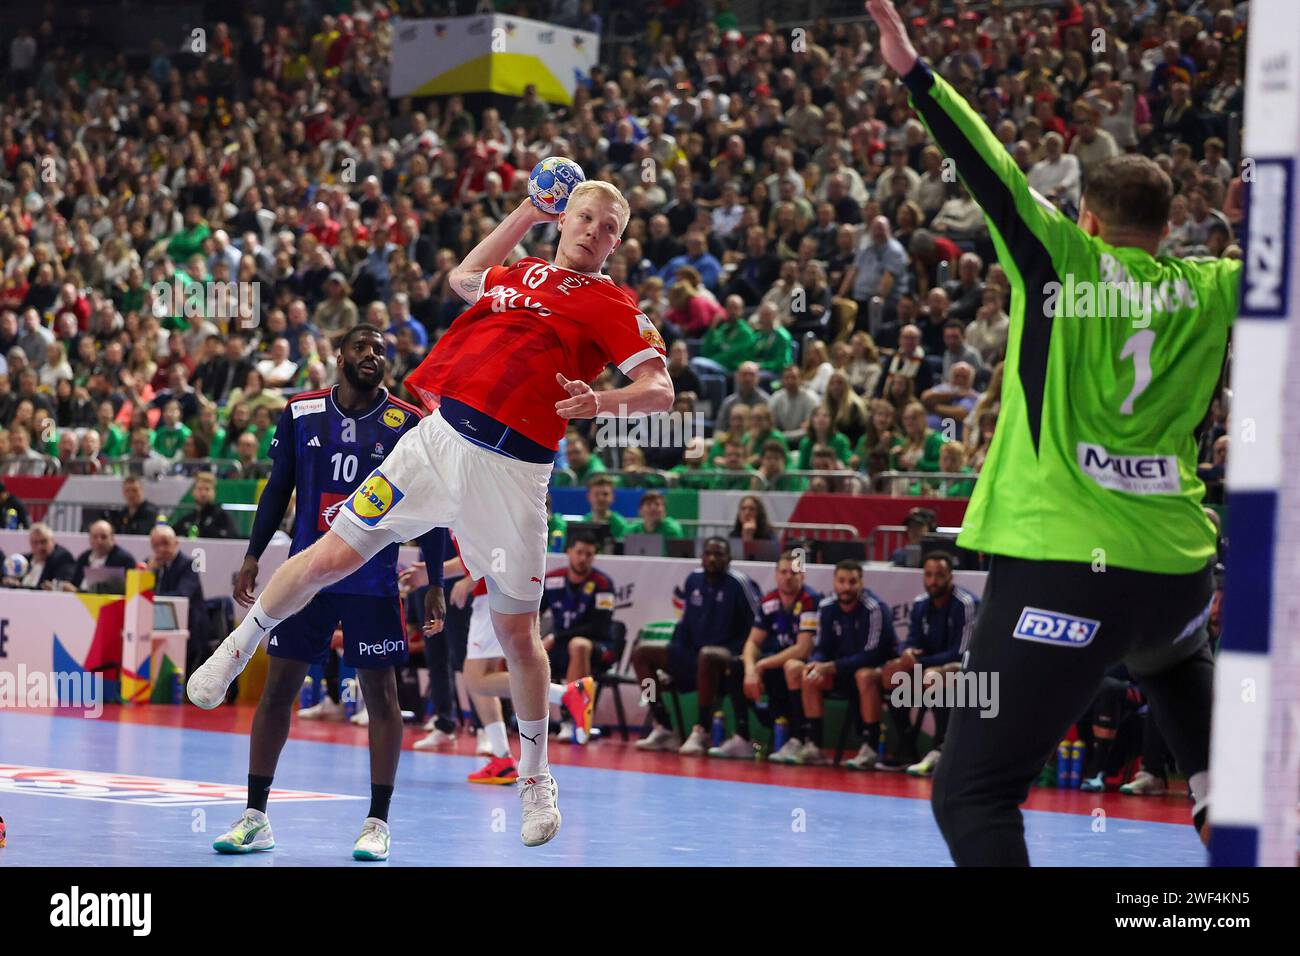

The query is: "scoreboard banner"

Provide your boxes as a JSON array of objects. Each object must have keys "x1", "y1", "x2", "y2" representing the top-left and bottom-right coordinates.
[{"x1": 389, "y1": 15, "x2": 599, "y2": 104}]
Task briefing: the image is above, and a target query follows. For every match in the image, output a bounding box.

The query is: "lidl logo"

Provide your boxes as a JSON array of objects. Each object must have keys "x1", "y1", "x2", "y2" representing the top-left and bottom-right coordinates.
[
  {"x1": 347, "y1": 472, "x2": 403, "y2": 525},
  {"x1": 382, "y1": 407, "x2": 409, "y2": 430},
  {"x1": 1012, "y1": 607, "x2": 1099, "y2": 647}
]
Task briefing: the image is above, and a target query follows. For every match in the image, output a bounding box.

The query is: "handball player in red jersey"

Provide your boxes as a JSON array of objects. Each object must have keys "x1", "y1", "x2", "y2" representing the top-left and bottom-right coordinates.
[{"x1": 188, "y1": 180, "x2": 674, "y2": 847}]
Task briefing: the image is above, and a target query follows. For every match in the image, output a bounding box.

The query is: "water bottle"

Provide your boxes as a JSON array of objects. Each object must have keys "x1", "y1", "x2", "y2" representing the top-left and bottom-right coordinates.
[
  {"x1": 1056, "y1": 741, "x2": 1071, "y2": 788},
  {"x1": 300, "y1": 676, "x2": 315, "y2": 710},
  {"x1": 343, "y1": 677, "x2": 358, "y2": 719},
  {"x1": 5, "y1": 508, "x2": 17, "y2": 530},
  {"x1": 711, "y1": 710, "x2": 725, "y2": 747},
  {"x1": 773, "y1": 717, "x2": 790, "y2": 752},
  {"x1": 188, "y1": 523, "x2": 199, "y2": 539},
  {"x1": 1070, "y1": 740, "x2": 1086, "y2": 789}
]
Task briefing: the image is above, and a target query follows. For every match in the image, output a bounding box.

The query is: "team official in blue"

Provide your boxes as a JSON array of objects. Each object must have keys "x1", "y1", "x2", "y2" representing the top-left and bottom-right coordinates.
[
  {"x1": 879, "y1": 552, "x2": 979, "y2": 774},
  {"x1": 794, "y1": 560, "x2": 897, "y2": 768},
  {"x1": 540, "y1": 529, "x2": 614, "y2": 744},
  {"x1": 198, "y1": 323, "x2": 449, "y2": 862},
  {"x1": 631, "y1": 537, "x2": 761, "y2": 754},
  {"x1": 734, "y1": 549, "x2": 820, "y2": 761}
]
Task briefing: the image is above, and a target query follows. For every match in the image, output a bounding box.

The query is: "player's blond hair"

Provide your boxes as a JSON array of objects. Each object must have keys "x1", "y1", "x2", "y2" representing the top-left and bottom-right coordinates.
[{"x1": 566, "y1": 180, "x2": 631, "y2": 234}]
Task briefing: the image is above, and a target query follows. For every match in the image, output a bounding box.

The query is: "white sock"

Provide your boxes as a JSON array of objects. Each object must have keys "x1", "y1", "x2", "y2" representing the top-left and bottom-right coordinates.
[
  {"x1": 231, "y1": 598, "x2": 283, "y2": 657},
  {"x1": 516, "y1": 716, "x2": 549, "y2": 778},
  {"x1": 547, "y1": 683, "x2": 566, "y2": 705},
  {"x1": 485, "y1": 721, "x2": 510, "y2": 758}
]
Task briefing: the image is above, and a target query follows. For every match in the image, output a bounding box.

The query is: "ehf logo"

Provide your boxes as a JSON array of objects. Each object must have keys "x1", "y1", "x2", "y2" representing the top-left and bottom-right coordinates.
[{"x1": 1012, "y1": 608, "x2": 1100, "y2": 648}]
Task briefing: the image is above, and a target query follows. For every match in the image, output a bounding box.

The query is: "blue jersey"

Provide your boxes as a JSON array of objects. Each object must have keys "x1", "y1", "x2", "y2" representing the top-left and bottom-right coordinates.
[
  {"x1": 541, "y1": 566, "x2": 616, "y2": 643},
  {"x1": 812, "y1": 590, "x2": 897, "y2": 672},
  {"x1": 269, "y1": 386, "x2": 424, "y2": 597},
  {"x1": 754, "y1": 586, "x2": 821, "y2": 656},
  {"x1": 905, "y1": 586, "x2": 979, "y2": 667},
  {"x1": 672, "y1": 568, "x2": 761, "y2": 654}
]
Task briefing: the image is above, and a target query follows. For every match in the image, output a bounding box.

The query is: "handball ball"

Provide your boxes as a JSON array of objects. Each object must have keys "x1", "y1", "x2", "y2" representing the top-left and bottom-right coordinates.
[
  {"x1": 528, "y1": 157, "x2": 585, "y2": 215},
  {"x1": 4, "y1": 553, "x2": 28, "y2": 579}
]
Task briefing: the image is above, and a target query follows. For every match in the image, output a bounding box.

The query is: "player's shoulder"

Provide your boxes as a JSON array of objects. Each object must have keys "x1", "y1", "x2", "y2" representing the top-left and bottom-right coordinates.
[
  {"x1": 953, "y1": 585, "x2": 979, "y2": 607},
  {"x1": 910, "y1": 591, "x2": 930, "y2": 607},
  {"x1": 859, "y1": 588, "x2": 887, "y2": 610},
  {"x1": 286, "y1": 387, "x2": 332, "y2": 418},
  {"x1": 379, "y1": 393, "x2": 423, "y2": 432},
  {"x1": 543, "y1": 567, "x2": 568, "y2": 588},
  {"x1": 589, "y1": 568, "x2": 615, "y2": 590},
  {"x1": 818, "y1": 594, "x2": 838, "y2": 611}
]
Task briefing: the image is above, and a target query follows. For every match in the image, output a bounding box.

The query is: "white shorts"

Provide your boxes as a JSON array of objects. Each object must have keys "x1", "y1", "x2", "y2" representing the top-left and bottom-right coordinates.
[
  {"x1": 464, "y1": 593, "x2": 502, "y2": 660},
  {"x1": 332, "y1": 408, "x2": 552, "y2": 611}
]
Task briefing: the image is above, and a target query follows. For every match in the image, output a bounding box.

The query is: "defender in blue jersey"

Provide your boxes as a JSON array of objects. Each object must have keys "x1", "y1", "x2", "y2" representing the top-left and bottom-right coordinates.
[
  {"x1": 795, "y1": 560, "x2": 897, "y2": 768},
  {"x1": 198, "y1": 324, "x2": 448, "y2": 862}
]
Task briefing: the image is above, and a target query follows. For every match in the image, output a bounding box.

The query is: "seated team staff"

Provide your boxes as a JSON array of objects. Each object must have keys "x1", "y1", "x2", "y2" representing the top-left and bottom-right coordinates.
[
  {"x1": 789, "y1": 560, "x2": 897, "y2": 769},
  {"x1": 631, "y1": 536, "x2": 761, "y2": 754},
  {"x1": 541, "y1": 529, "x2": 617, "y2": 743},
  {"x1": 725, "y1": 549, "x2": 820, "y2": 760}
]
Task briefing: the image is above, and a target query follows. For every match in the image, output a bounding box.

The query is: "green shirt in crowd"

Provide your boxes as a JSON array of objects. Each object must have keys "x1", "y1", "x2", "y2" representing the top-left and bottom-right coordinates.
[
  {"x1": 153, "y1": 423, "x2": 192, "y2": 459},
  {"x1": 750, "y1": 324, "x2": 795, "y2": 376},
  {"x1": 797, "y1": 432, "x2": 854, "y2": 470},
  {"x1": 701, "y1": 318, "x2": 759, "y2": 373}
]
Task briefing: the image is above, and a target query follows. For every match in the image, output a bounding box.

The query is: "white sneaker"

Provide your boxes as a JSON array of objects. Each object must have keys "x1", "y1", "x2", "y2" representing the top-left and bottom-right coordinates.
[
  {"x1": 476, "y1": 729, "x2": 492, "y2": 755},
  {"x1": 708, "y1": 734, "x2": 754, "y2": 759},
  {"x1": 557, "y1": 721, "x2": 575, "y2": 743},
  {"x1": 352, "y1": 817, "x2": 390, "y2": 861},
  {"x1": 1120, "y1": 770, "x2": 1167, "y2": 796},
  {"x1": 634, "y1": 725, "x2": 682, "y2": 752},
  {"x1": 187, "y1": 636, "x2": 252, "y2": 709},
  {"x1": 907, "y1": 749, "x2": 942, "y2": 776},
  {"x1": 212, "y1": 808, "x2": 274, "y2": 854},
  {"x1": 413, "y1": 728, "x2": 457, "y2": 750},
  {"x1": 297, "y1": 695, "x2": 344, "y2": 720},
  {"x1": 518, "y1": 773, "x2": 561, "y2": 847},
  {"x1": 768, "y1": 737, "x2": 805, "y2": 764},
  {"x1": 795, "y1": 739, "x2": 829, "y2": 766},
  {"x1": 844, "y1": 742, "x2": 879, "y2": 771},
  {"x1": 350, "y1": 706, "x2": 369, "y2": 727},
  {"x1": 678, "y1": 726, "x2": 710, "y2": 756},
  {"x1": 422, "y1": 716, "x2": 437, "y2": 732}
]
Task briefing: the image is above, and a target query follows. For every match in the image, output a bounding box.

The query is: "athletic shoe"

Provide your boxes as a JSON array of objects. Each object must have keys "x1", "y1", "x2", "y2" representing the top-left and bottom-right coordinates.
[
  {"x1": 561, "y1": 677, "x2": 596, "y2": 744},
  {"x1": 351, "y1": 817, "x2": 390, "y2": 861},
  {"x1": 678, "y1": 726, "x2": 710, "y2": 756},
  {"x1": 768, "y1": 737, "x2": 805, "y2": 764},
  {"x1": 518, "y1": 773, "x2": 561, "y2": 847},
  {"x1": 298, "y1": 695, "x2": 344, "y2": 720},
  {"x1": 412, "y1": 728, "x2": 457, "y2": 751},
  {"x1": 875, "y1": 753, "x2": 912, "y2": 772},
  {"x1": 1080, "y1": 773, "x2": 1106, "y2": 793},
  {"x1": 844, "y1": 743, "x2": 879, "y2": 771},
  {"x1": 467, "y1": 755, "x2": 519, "y2": 785},
  {"x1": 187, "y1": 635, "x2": 252, "y2": 709},
  {"x1": 1119, "y1": 771, "x2": 1167, "y2": 796},
  {"x1": 557, "y1": 721, "x2": 575, "y2": 743},
  {"x1": 212, "y1": 808, "x2": 275, "y2": 854},
  {"x1": 794, "y1": 739, "x2": 829, "y2": 766},
  {"x1": 422, "y1": 716, "x2": 437, "y2": 732},
  {"x1": 708, "y1": 734, "x2": 754, "y2": 759},
  {"x1": 350, "y1": 706, "x2": 369, "y2": 727},
  {"x1": 634, "y1": 725, "x2": 681, "y2": 752},
  {"x1": 907, "y1": 749, "x2": 942, "y2": 776},
  {"x1": 475, "y1": 729, "x2": 492, "y2": 755}
]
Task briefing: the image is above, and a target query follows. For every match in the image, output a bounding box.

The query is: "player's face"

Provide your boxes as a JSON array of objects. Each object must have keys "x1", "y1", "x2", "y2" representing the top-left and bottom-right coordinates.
[
  {"x1": 341, "y1": 331, "x2": 386, "y2": 390},
  {"x1": 567, "y1": 542, "x2": 596, "y2": 576},
  {"x1": 923, "y1": 559, "x2": 953, "y2": 599},
  {"x1": 558, "y1": 195, "x2": 623, "y2": 272},
  {"x1": 774, "y1": 559, "x2": 803, "y2": 596},
  {"x1": 701, "y1": 541, "x2": 730, "y2": 575},
  {"x1": 834, "y1": 569, "x2": 862, "y2": 605}
]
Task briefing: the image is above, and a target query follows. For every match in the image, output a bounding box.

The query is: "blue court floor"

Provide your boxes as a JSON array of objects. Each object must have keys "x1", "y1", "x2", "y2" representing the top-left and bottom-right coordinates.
[{"x1": 0, "y1": 712, "x2": 1206, "y2": 866}]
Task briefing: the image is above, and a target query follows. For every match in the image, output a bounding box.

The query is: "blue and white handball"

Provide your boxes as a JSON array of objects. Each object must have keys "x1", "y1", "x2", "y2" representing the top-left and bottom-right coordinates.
[
  {"x1": 528, "y1": 156, "x2": 585, "y2": 215},
  {"x1": 4, "y1": 553, "x2": 29, "y2": 579}
]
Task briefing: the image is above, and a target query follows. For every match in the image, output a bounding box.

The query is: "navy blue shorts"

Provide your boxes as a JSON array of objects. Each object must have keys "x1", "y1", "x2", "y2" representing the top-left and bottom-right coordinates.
[{"x1": 267, "y1": 591, "x2": 407, "y2": 669}]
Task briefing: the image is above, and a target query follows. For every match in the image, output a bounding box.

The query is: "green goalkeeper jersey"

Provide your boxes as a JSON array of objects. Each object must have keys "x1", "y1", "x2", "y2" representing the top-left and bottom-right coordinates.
[{"x1": 902, "y1": 62, "x2": 1240, "y2": 574}]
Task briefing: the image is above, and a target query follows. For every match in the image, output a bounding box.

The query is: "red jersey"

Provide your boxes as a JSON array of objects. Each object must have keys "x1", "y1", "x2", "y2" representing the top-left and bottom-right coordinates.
[{"x1": 404, "y1": 257, "x2": 667, "y2": 449}]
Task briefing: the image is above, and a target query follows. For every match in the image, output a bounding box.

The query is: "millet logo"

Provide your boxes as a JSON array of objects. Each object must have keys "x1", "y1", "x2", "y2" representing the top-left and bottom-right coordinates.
[{"x1": 1078, "y1": 443, "x2": 1179, "y2": 495}]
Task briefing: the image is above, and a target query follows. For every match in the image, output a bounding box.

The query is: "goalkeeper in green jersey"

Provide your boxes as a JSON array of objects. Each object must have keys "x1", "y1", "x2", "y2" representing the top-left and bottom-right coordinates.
[{"x1": 866, "y1": 0, "x2": 1239, "y2": 865}]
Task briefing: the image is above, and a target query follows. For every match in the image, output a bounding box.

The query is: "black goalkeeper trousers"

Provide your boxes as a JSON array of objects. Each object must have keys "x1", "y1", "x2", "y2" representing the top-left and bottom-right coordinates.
[{"x1": 931, "y1": 555, "x2": 1214, "y2": 867}]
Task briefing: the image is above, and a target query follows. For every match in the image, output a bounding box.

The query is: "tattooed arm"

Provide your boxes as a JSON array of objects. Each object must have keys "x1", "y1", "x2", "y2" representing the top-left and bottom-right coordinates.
[{"x1": 448, "y1": 197, "x2": 558, "y2": 304}]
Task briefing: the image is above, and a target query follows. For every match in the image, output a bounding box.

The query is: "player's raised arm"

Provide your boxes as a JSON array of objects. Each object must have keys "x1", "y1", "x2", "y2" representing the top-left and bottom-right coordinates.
[
  {"x1": 865, "y1": 0, "x2": 1079, "y2": 264},
  {"x1": 554, "y1": 358, "x2": 674, "y2": 420},
  {"x1": 448, "y1": 198, "x2": 557, "y2": 303}
]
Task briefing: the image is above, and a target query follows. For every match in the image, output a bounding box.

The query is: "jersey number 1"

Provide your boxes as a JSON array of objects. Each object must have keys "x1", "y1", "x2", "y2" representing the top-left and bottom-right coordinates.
[{"x1": 1119, "y1": 329, "x2": 1155, "y2": 415}]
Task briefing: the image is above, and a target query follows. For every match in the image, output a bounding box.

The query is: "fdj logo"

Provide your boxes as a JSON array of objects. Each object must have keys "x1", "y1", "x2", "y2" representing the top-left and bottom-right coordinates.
[
  {"x1": 1012, "y1": 608, "x2": 1100, "y2": 647},
  {"x1": 348, "y1": 472, "x2": 404, "y2": 526}
]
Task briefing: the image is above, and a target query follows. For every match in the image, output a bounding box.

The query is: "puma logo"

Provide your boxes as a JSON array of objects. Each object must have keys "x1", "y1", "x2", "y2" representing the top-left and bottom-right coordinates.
[
  {"x1": 530, "y1": 576, "x2": 542, "y2": 583},
  {"x1": 520, "y1": 731, "x2": 541, "y2": 745}
]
